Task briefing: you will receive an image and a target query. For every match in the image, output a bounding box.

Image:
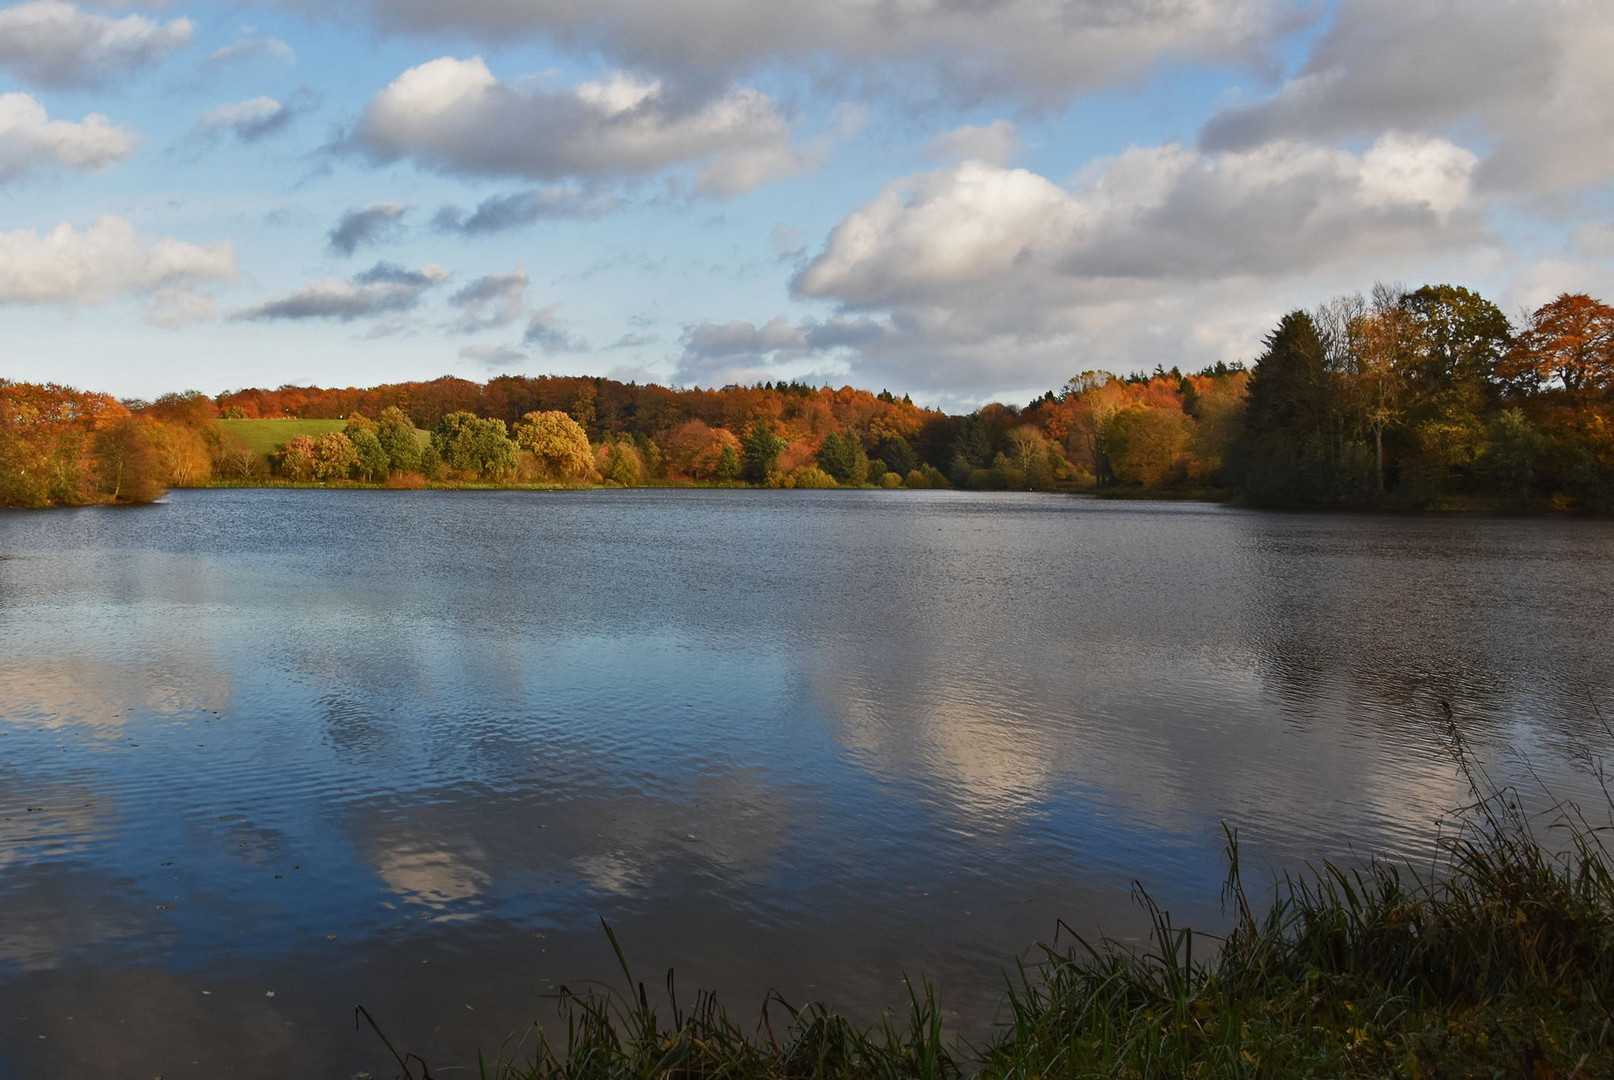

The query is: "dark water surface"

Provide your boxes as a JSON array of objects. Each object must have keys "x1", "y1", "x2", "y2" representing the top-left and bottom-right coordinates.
[{"x1": 1, "y1": 489, "x2": 1612, "y2": 1077}]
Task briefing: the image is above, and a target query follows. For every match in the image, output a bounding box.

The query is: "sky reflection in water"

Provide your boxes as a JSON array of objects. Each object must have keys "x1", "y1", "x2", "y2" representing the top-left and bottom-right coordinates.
[{"x1": 1, "y1": 489, "x2": 1611, "y2": 1078}]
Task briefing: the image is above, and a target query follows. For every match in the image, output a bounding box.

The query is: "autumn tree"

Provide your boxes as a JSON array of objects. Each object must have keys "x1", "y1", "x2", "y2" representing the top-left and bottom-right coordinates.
[
  {"x1": 92, "y1": 417, "x2": 162, "y2": 503},
  {"x1": 1506, "y1": 293, "x2": 1614, "y2": 395},
  {"x1": 279, "y1": 434, "x2": 317, "y2": 481},
  {"x1": 1102, "y1": 407, "x2": 1188, "y2": 487},
  {"x1": 313, "y1": 431, "x2": 360, "y2": 480},
  {"x1": 513, "y1": 410, "x2": 592, "y2": 481}
]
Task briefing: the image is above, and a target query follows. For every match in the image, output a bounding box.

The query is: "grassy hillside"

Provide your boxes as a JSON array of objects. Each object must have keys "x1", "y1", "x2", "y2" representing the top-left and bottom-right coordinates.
[{"x1": 217, "y1": 418, "x2": 430, "y2": 456}]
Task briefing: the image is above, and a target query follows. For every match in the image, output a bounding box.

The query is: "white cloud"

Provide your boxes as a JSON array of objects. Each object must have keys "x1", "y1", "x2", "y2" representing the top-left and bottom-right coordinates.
[
  {"x1": 0, "y1": 1, "x2": 193, "y2": 89},
  {"x1": 203, "y1": 30, "x2": 295, "y2": 68},
  {"x1": 352, "y1": 0, "x2": 1281, "y2": 105},
  {"x1": 788, "y1": 135, "x2": 1488, "y2": 396},
  {"x1": 195, "y1": 96, "x2": 293, "y2": 142},
  {"x1": 1200, "y1": 0, "x2": 1614, "y2": 195},
  {"x1": 0, "y1": 92, "x2": 136, "y2": 182},
  {"x1": 799, "y1": 135, "x2": 1480, "y2": 305},
  {"x1": 925, "y1": 120, "x2": 1021, "y2": 166},
  {"x1": 233, "y1": 262, "x2": 448, "y2": 322},
  {"x1": 145, "y1": 287, "x2": 218, "y2": 329},
  {"x1": 349, "y1": 56, "x2": 814, "y2": 193},
  {"x1": 0, "y1": 216, "x2": 234, "y2": 306}
]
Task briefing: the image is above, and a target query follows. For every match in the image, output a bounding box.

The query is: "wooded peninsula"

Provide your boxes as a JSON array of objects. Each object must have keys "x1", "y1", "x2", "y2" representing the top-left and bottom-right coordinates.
[{"x1": 6, "y1": 283, "x2": 1614, "y2": 511}]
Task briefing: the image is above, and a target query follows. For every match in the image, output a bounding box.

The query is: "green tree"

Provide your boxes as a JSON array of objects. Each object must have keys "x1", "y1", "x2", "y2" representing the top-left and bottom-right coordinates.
[
  {"x1": 376, "y1": 406, "x2": 421, "y2": 473},
  {"x1": 816, "y1": 429, "x2": 869, "y2": 485},
  {"x1": 1480, "y1": 408, "x2": 1544, "y2": 501},
  {"x1": 351, "y1": 427, "x2": 390, "y2": 482},
  {"x1": 601, "y1": 440, "x2": 643, "y2": 485},
  {"x1": 432, "y1": 411, "x2": 518, "y2": 479},
  {"x1": 876, "y1": 435, "x2": 919, "y2": 477},
  {"x1": 1228, "y1": 311, "x2": 1337, "y2": 504},
  {"x1": 950, "y1": 414, "x2": 995, "y2": 483},
  {"x1": 741, "y1": 419, "x2": 786, "y2": 483}
]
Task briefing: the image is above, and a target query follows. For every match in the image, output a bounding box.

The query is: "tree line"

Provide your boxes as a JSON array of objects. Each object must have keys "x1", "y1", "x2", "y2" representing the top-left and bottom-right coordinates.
[{"x1": 5, "y1": 284, "x2": 1614, "y2": 508}]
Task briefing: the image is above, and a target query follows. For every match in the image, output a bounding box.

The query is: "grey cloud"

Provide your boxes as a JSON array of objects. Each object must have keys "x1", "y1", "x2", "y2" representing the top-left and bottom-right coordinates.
[
  {"x1": 350, "y1": 0, "x2": 1283, "y2": 105},
  {"x1": 431, "y1": 185, "x2": 623, "y2": 235},
  {"x1": 233, "y1": 261, "x2": 448, "y2": 322},
  {"x1": 460, "y1": 343, "x2": 528, "y2": 367},
  {"x1": 328, "y1": 202, "x2": 409, "y2": 255},
  {"x1": 925, "y1": 119, "x2": 1021, "y2": 165},
  {"x1": 768, "y1": 223, "x2": 806, "y2": 262},
  {"x1": 673, "y1": 314, "x2": 886, "y2": 383},
  {"x1": 0, "y1": 1, "x2": 193, "y2": 89},
  {"x1": 796, "y1": 141, "x2": 1484, "y2": 313},
  {"x1": 348, "y1": 57, "x2": 810, "y2": 194},
  {"x1": 1199, "y1": 0, "x2": 1614, "y2": 194},
  {"x1": 195, "y1": 97, "x2": 290, "y2": 142},
  {"x1": 605, "y1": 332, "x2": 660, "y2": 349},
  {"x1": 448, "y1": 268, "x2": 528, "y2": 332},
  {"x1": 777, "y1": 137, "x2": 1499, "y2": 397},
  {"x1": 523, "y1": 306, "x2": 588, "y2": 354}
]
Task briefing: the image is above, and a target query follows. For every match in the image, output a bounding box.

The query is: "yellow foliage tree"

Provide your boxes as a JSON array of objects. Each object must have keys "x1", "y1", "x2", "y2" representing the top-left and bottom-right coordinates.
[{"x1": 514, "y1": 410, "x2": 593, "y2": 481}]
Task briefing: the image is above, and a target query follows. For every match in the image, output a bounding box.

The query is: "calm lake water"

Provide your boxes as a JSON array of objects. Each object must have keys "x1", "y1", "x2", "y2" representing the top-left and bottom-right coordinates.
[{"x1": 2, "y1": 489, "x2": 1612, "y2": 1077}]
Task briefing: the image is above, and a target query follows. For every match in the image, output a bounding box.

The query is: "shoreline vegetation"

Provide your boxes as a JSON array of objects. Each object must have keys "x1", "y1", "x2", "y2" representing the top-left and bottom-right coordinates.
[
  {"x1": 391, "y1": 725, "x2": 1613, "y2": 1080},
  {"x1": 8, "y1": 283, "x2": 1614, "y2": 511}
]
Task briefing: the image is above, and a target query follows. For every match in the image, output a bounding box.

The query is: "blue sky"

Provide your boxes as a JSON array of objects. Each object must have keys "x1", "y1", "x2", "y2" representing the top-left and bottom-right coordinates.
[{"x1": 2, "y1": 0, "x2": 1611, "y2": 408}]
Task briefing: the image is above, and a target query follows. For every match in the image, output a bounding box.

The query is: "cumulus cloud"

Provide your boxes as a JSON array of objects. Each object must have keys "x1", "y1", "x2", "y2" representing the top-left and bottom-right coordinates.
[
  {"x1": 203, "y1": 29, "x2": 296, "y2": 68},
  {"x1": 460, "y1": 343, "x2": 527, "y2": 367},
  {"x1": 327, "y1": 202, "x2": 409, "y2": 255},
  {"x1": 351, "y1": 0, "x2": 1280, "y2": 105},
  {"x1": 349, "y1": 57, "x2": 813, "y2": 194},
  {"x1": 0, "y1": 92, "x2": 136, "y2": 182},
  {"x1": 1200, "y1": 0, "x2": 1614, "y2": 194},
  {"x1": 0, "y1": 1, "x2": 193, "y2": 89},
  {"x1": 195, "y1": 96, "x2": 295, "y2": 142},
  {"x1": 448, "y1": 267, "x2": 527, "y2": 332},
  {"x1": 783, "y1": 135, "x2": 1491, "y2": 397},
  {"x1": 233, "y1": 261, "x2": 447, "y2": 322},
  {"x1": 0, "y1": 215, "x2": 234, "y2": 306},
  {"x1": 431, "y1": 184, "x2": 622, "y2": 234},
  {"x1": 523, "y1": 305, "x2": 587, "y2": 354},
  {"x1": 925, "y1": 120, "x2": 1021, "y2": 166},
  {"x1": 798, "y1": 136, "x2": 1481, "y2": 305}
]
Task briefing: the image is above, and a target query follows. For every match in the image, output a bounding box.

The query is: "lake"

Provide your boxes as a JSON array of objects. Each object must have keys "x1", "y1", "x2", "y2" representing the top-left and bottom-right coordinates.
[{"x1": 1, "y1": 489, "x2": 1611, "y2": 1078}]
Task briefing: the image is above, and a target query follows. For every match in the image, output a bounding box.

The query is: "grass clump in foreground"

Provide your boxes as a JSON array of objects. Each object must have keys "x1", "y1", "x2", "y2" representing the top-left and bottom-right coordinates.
[{"x1": 398, "y1": 726, "x2": 1613, "y2": 1080}]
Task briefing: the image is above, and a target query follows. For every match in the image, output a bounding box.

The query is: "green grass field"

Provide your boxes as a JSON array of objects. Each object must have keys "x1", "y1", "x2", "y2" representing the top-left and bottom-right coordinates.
[{"x1": 217, "y1": 418, "x2": 429, "y2": 456}]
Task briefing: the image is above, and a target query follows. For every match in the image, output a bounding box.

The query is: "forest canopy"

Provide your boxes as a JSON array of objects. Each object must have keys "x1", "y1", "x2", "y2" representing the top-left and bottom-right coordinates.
[{"x1": 6, "y1": 284, "x2": 1614, "y2": 510}]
